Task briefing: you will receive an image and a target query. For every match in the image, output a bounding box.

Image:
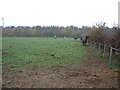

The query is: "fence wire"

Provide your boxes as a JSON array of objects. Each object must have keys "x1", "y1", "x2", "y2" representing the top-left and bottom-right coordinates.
[{"x1": 88, "y1": 41, "x2": 120, "y2": 70}]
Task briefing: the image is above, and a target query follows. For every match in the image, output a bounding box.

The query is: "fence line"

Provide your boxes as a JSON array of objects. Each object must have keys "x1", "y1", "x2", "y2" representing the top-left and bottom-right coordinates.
[{"x1": 88, "y1": 41, "x2": 120, "y2": 66}]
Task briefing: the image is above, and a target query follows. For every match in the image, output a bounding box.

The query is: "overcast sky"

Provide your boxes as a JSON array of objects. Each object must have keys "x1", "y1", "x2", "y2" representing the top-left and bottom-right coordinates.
[{"x1": 0, "y1": 0, "x2": 119, "y2": 27}]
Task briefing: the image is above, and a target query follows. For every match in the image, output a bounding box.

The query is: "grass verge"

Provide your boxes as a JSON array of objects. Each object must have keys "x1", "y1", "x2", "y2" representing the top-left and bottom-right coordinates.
[{"x1": 90, "y1": 47, "x2": 118, "y2": 72}]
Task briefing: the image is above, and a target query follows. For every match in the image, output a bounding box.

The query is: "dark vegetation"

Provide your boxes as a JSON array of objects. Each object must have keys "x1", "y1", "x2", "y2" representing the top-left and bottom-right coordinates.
[{"x1": 87, "y1": 23, "x2": 120, "y2": 50}]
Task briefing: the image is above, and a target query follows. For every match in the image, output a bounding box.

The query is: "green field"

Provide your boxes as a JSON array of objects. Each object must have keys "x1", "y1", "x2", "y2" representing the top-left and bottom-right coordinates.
[{"x1": 2, "y1": 37, "x2": 88, "y2": 72}]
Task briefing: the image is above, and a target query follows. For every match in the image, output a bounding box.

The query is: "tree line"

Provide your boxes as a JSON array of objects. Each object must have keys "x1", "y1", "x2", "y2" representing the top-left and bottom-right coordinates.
[
  {"x1": 2, "y1": 25, "x2": 90, "y2": 37},
  {"x1": 2, "y1": 24, "x2": 120, "y2": 49}
]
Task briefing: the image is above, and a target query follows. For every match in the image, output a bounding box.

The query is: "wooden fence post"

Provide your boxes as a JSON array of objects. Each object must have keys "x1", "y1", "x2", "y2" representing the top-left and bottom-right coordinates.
[
  {"x1": 89, "y1": 41, "x2": 91, "y2": 46},
  {"x1": 92, "y1": 41, "x2": 94, "y2": 47},
  {"x1": 99, "y1": 43, "x2": 101, "y2": 51},
  {"x1": 103, "y1": 44, "x2": 106, "y2": 58},
  {"x1": 94, "y1": 42, "x2": 96, "y2": 49},
  {"x1": 109, "y1": 47, "x2": 113, "y2": 64}
]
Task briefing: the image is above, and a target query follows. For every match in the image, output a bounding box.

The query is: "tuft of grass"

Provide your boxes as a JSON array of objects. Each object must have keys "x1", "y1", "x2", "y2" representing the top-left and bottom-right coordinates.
[{"x1": 2, "y1": 37, "x2": 88, "y2": 72}]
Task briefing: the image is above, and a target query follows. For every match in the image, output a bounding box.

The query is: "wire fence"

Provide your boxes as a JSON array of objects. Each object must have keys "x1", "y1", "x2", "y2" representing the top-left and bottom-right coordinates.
[{"x1": 88, "y1": 41, "x2": 120, "y2": 69}]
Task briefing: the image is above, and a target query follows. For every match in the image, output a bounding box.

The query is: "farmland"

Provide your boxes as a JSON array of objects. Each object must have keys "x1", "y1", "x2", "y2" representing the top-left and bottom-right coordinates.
[
  {"x1": 2, "y1": 37, "x2": 118, "y2": 88},
  {"x1": 2, "y1": 37, "x2": 87, "y2": 72}
]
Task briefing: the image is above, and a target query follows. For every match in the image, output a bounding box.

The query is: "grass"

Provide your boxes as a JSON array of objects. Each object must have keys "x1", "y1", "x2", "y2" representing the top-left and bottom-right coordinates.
[
  {"x1": 2, "y1": 37, "x2": 88, "y2": 72},
  {"x1": 91, "y1": 47, "x2": 118, "y2": 72}
]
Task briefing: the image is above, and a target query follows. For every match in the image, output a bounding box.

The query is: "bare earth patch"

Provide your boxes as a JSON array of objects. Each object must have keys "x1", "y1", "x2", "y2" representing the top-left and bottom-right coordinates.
[{"x1": 2, "y1": 48, "x2": 118, "y2": 88}]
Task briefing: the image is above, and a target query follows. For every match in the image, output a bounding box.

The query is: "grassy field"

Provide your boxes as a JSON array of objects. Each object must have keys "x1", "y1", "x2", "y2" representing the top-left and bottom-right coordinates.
[{"x1": 2, "y1": 37, "x2": 88, "y2": 72}]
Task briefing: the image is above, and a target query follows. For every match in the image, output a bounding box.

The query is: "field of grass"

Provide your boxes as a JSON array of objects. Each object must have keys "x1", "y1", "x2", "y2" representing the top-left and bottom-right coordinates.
[{"x1": 2, "y1": 37, "x2": 88, "y2": 72}]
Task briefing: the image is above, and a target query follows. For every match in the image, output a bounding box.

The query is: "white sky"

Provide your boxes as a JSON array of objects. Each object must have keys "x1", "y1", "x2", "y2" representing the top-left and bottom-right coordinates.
[{"x1": 0, "y1": 0, "x2": 119, "y2": 27}]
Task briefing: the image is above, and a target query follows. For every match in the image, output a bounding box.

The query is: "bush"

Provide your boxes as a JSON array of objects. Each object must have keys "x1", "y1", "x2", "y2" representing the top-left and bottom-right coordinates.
[{"x1": 88, "y1": 23, "x2": 120, "y2": 50}]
